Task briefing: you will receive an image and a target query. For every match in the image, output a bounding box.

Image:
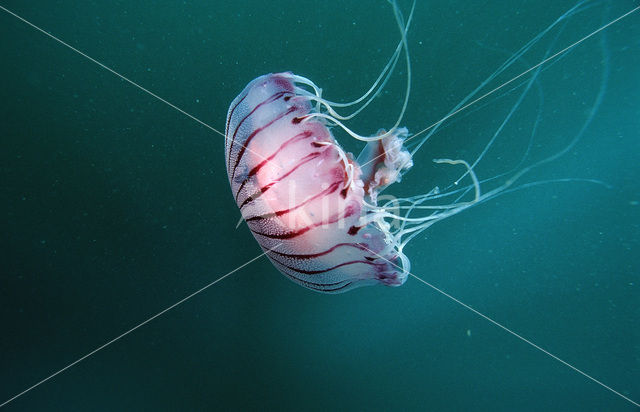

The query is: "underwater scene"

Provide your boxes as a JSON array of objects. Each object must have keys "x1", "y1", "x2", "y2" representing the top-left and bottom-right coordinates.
[{"x1": 1, "y1": 0, "x2": 639, "y2": 410}]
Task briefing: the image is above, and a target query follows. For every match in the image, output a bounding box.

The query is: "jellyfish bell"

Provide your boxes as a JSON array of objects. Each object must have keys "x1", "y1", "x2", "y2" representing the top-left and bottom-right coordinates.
[{"x1": 225, "y1": 72, "x2": 415, "y2": 292}]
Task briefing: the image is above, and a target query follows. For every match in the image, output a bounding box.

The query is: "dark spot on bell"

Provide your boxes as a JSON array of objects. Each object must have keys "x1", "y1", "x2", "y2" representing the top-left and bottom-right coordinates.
[{"x1": 348, "y1": 226, "x2": 360, "y2": 235}]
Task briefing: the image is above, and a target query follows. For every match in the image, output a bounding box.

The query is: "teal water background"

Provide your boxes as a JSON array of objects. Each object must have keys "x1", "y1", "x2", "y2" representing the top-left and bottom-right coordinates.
[{"x1": 1, "y1": 1, "x2": 639, "y2": 410}]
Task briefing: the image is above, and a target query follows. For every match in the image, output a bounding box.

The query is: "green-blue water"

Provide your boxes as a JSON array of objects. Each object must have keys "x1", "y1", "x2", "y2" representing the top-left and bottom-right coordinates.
[{"x1": 1, "y1": 1, "x2": 638, "y2": 410}]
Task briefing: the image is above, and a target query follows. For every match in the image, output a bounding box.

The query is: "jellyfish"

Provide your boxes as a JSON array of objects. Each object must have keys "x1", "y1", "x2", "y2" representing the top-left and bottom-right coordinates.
[
  {"x1": 224, "y1": 2, "x2": 488, "y2": 292},
  {"x1": 224, "y1": 0, "x2": 608, "y2": 293}
]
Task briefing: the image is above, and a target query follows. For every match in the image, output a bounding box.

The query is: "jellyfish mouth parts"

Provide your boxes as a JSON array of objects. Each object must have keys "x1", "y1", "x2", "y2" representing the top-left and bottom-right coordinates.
[{"x1": 374, "y1": 258, "x2": 405, "y2": 286}]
